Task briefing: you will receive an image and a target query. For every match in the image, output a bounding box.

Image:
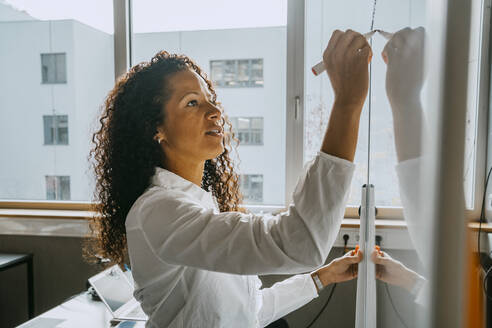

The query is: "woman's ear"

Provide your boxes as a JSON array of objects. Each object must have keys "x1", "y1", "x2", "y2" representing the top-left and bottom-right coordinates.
[{"x1": 154, "y1": 128, "x2": 167, "y2": 145}]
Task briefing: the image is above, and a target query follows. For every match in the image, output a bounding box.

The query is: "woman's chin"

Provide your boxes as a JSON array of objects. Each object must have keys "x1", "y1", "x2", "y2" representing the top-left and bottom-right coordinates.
[{"x1": 207, "y1": 145, "x2": 225, "y2": 159}]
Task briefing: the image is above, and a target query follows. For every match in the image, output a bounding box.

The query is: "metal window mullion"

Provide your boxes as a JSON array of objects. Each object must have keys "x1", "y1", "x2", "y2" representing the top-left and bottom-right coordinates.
[
  {"x1": 113, "y1": 0, "x2": 132, "y2": 80},
  {"x1": 54, "y1": 115, "x2": 59, "y2": 145},
  {"x1": 248, "y1": 59, "x2": 252, "y2": 87},
  {"x1": 235, "y1": 60, "x2": 239, "y2": 86},
  {"x1": 285, "y1": 0, "x2": 305, "y2": 205}
]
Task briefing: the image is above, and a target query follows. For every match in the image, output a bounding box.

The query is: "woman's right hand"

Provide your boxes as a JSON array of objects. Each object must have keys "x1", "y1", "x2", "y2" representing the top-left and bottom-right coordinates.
[
  {"x1": 382, "y1": 27, "x2": 425, "y2": 106},
  {"x1": 371, "y1": 247, "x2": 423, "y2": 293},
  {"x1": 323, "y1": 29, "x2": 373, "y2": 111}
]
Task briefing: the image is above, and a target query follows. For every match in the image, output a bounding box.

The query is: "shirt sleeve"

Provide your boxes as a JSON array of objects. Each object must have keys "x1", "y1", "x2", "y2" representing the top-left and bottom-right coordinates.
[
  {"x1": 395, "y1": 157, "x2": 432, "y2": 270},
  {"x1": 138, "y1": 151, "x2": 354, "y2": 275},
  {"x1": 258, "y1": 273, "x2": 318, "y2": 327}
]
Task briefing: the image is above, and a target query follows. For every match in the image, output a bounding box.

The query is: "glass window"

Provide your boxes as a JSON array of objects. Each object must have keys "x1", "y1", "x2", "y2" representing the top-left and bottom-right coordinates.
[
  {"x1": 41, "y1": 53, "x2": 67, "y2": 84},
  {"x1": 250, "y1": 59, "x2": 264, "y2": 86},
  {"x1": 131, "y1": 0, "x2": 286, "y2": 205},
  {"x1": 240, "y1": 174, "x2": 263, "y2": 203},
  {"x1": 45, "y1": 175, "x2": 70, "y2": 200},
  {"x1": 230, "y1": 117, "x2": 264, "y2": 145},
  {"x1": 237, "y1": 59, "x2": 250, "y2": 85},
  {"x1": 210, "y1": 59, "x2": 264, "y2": 88},
  {"x1": 43, "y1": 115, "x2": 69, "y2": 145},
  {"x1": 0, "y1": 1, "x2": 114, "y2": 201},
  {"x1": 304, "y1": 1, "x2": 427, "y2": 207}
]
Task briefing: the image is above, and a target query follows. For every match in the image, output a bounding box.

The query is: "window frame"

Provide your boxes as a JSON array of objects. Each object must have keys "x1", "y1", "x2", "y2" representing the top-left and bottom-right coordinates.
[
  {"x1": 240, "y1": 174, "x2": 264, "y2": 203},
  {"x1": 43, "y1": 114, "x2": 69, "y2": 145},
  {"x1": 230, "y1": 117, "x2": 264, "y2": 146},
  {"x1": 0, "y1": 0, "x2": 489, "y2": 222},
  {"x1": 209, "y1": 58, "x2": 264, "y2": 88},
  {"x1": 40, "y1": 53, "x2": 67, "y2": 84},
  {"x1": 45, "y1": 175, "x2": 71, "y2": 200}
]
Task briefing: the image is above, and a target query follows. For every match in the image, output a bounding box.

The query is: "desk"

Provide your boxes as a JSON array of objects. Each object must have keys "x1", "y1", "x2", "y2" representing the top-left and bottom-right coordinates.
[{"x1": 18, "y1": 292, "x2": 113, "y2": 328}]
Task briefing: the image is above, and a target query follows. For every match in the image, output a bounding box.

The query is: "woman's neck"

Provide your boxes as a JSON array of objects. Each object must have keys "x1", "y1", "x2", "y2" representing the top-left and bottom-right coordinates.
[{"x1": 162, "y1": 154, "x2": 204, "y2": 187}]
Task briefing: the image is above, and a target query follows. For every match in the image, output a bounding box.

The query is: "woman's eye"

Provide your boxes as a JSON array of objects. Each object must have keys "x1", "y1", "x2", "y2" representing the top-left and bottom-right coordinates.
[{"x1": 186, "y1": 100, "x2": 198, "y2": 107}]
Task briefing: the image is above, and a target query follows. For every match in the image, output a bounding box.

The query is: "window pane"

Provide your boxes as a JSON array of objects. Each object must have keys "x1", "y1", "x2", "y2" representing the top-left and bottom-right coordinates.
[
  {"x1": 1, "y1": 1, "x2": 114, "y2": 201},
  {"x1": 41, "y1": 54, "x2": 56, "y2": 83},
  {"x1": 210, "y1": 61, "x2": 224, "y2": 86},
  {"x1": 43, "y1": 115, "x2": 54, "y2": 144},
  {"x1": 58, "y1": 176, "x2": 71, "y2": 200},
  {"x1": 237, "y1": 59, "x2": 250, "y2": 85},
  {"x1": 131, "y1": 0, "x2": 287, "y2": 205},
  {"x1": 230, "y1": 117, "x2": 263, "y2": 146},
  {"x1": 240, "y1": 174, "x2": 263, "y2": 203},
  {"x1": 45, "y1": 176, "x2": 56, "y2": 200},
  {"x1": 55, "y1": 53, "x2": 67, "y2": 83},
  {"x1": 237, "y1": 117, "x2": 250, "y2": 130},
  {"x1": 251, "y1": 117, "x2": 263, "y2": 129},
  {"x1": 305, "y1": 1, "x2": 429, "y2": 206},
  {"x1": 250, "y1": 59, "x2": 263, "y2": 86},
  {"x1": 41, "y1": 53, "x2": 67, "y2": 83},
  {"x1": 223, "y1": 60, "x2": 236, "y2": 86},
  {"x1": 56, "y1": 115, "x2": 69, "y2": 145}
]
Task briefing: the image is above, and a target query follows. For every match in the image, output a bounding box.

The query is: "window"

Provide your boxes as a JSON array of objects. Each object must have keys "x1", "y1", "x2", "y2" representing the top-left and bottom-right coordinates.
[
  {"x1": 210, "y1": 59, "x2": 264, "y2": 87},
  {"x1": 131, "y1": 2, "x2": 286, "y2": 206},
  {"x1": 45, "y1": 176, "x2": 70, "y2": 200},
  {"x1": 43, "y1": 115, "x2": 69, "y2": 145},
  {"x1": 240, "y1": 174, "x2": 263, "y2": 203},
  {"x1": 41, "y1": 53, "x2": 67, "y2": 84},
  {"x1": 229, "y1": 117, "x2": 263, "y2": 145},
  {"x1": 0, "y1": 4, "x2": 114, "y2": 201}
]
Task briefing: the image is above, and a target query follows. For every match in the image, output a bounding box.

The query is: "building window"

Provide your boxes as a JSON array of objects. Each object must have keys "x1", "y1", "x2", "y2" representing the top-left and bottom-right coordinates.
[
  {"x1": 240, "y1": 174, "x2": 263, "y2": 203},
  {"x1": 210, "y1": 59, "x2": 263, "y2": 87},
  {"x1": 229, "y1": 117, "x2": 263, "y2": 145},
  {"x1": 43, "y1": 115, "x2": 69, "y2": 145},
  {"x1": 45, "y1": 176, "x2": 70, "y2": 200},
  {"x1": 41, "y1": 53, "x2": 67, "y2": 83}
]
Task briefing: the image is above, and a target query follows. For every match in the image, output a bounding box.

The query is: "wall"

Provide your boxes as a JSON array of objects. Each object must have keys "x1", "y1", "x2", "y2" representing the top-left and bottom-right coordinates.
[{"x1": 0, "y1": 235, "x2": 102, "y2": 328}]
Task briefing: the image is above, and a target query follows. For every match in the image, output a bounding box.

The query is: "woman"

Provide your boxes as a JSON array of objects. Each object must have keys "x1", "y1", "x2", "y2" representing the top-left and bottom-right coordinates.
[{"x1": 89, "y1": 29, "x2": 370, "y2": 327}]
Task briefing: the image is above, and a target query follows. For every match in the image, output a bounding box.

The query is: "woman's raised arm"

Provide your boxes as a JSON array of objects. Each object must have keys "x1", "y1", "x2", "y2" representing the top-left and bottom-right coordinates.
[{"x1": 126, "y1": 152, "x2": 354, "y2": 275}]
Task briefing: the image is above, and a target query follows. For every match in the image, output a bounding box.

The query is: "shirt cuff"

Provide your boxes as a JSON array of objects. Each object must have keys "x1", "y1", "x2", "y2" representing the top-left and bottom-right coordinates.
[
  {"x1": 304, "y1": 273, "x2": 321, "y2": 298},
  {"x1": 395, "y1": 156, "x2": 420, "y2": 174}
]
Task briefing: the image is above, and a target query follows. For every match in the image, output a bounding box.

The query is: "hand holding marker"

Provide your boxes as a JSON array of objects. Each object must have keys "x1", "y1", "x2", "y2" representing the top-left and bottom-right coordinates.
[{"x1": 311, "y1": 29, "x2": 394, "y2": 76}]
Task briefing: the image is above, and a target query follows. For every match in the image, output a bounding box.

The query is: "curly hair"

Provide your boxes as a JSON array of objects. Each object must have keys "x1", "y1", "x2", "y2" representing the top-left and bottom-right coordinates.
[{"x1": 86, "y1": 51, "x2": 244, "y2": 265}]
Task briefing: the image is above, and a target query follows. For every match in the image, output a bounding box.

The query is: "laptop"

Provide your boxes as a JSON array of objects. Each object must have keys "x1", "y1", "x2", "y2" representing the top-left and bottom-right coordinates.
[{"x1": 88, "y1": 264, "x2": 148, "y2": 322}]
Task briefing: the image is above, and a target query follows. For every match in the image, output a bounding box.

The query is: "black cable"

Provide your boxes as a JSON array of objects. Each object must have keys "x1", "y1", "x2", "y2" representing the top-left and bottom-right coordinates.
[
  {"x1": 375, "y1": 237, "x2": 410, "y2": 328},
  {"x1": 383, "y1": 283, "x2": 409, "y2": 328},
  {"x1": 304, "y1": 235, "x2": 351, "y2": 328},
  {"x1": 305, "y1": 283, "x2": 337, "y2": 328}
]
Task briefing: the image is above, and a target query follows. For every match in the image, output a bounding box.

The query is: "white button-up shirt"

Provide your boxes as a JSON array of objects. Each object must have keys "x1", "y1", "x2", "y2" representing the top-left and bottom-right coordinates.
[{"x1": 125, "y1": 151, "x2": 355, "y2": 327}]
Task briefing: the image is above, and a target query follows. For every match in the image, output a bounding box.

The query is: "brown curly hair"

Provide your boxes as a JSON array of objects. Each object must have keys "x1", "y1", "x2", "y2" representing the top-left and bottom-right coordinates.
[{"x1": 87, "y1": 51, "x2": 244, "y2": 265}]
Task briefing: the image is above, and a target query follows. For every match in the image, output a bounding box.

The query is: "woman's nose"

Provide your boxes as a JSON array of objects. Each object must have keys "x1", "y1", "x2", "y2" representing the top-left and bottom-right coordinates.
[{"x1": 206, "y1": 103, "x2": 222, "y2": 122}]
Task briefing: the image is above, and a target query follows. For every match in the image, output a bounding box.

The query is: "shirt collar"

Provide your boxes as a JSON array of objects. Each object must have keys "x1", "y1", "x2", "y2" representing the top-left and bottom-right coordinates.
[{"x1": 150, "y1": 166, "x2": 216, "y2": 207}]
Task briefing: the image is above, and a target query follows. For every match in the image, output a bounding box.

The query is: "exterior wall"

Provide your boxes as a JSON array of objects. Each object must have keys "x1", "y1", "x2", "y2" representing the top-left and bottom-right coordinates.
[{"x1": 0, "y1": 1, "x2": 35, "y2": 21}]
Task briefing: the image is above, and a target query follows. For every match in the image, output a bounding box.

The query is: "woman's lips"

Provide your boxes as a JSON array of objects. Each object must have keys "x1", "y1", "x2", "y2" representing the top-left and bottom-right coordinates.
[{"x1": 205, "y1": 131, "x2": 223, "y2": 137}]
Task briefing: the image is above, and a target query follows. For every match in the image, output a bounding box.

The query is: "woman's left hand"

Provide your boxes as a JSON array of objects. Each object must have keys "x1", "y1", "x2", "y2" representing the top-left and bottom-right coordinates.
[{"x1": 312, "y1": 247, "x2": 363, "y2": 288}]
